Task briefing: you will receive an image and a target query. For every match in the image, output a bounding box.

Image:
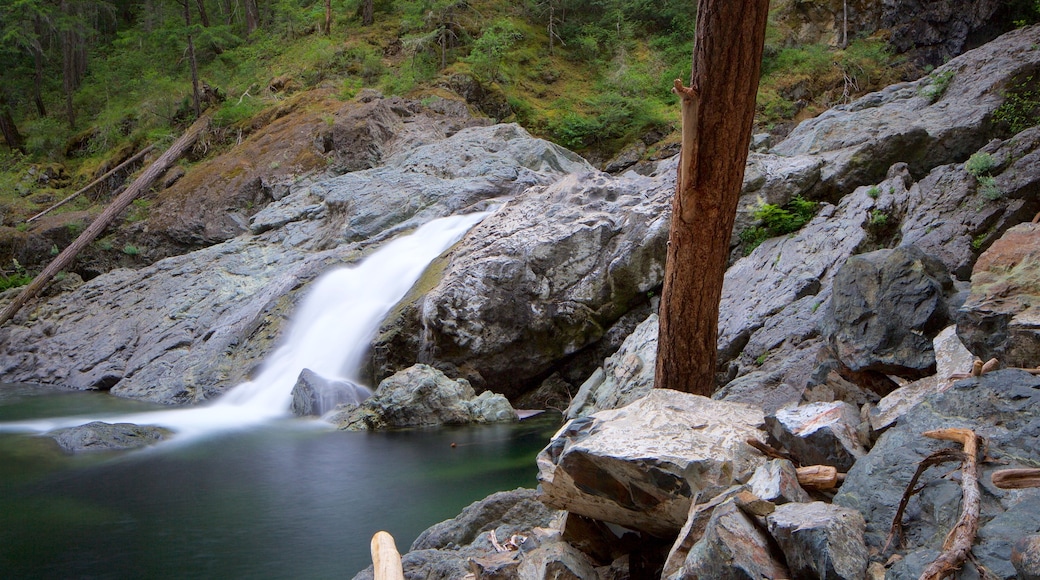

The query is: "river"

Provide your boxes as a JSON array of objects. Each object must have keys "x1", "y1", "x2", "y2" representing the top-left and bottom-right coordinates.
[{"x1": 0, "y1": 384, "x2": 558, "y2": 578}]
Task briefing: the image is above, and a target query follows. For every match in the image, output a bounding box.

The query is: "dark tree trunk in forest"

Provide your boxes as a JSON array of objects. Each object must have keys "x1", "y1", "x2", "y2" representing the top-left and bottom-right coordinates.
[
  {"x1": 362, "y1": 0, "x2": 373, "y2": 26},
  {"x1": 654, "y1": 0, "x2": 770, "y2": 396},
  {"x1": 245, "y1": 0, "x2": 259, "y2": 35},
  {"x1": 183, "y1": 0, "x2": 202, "y2": 118},
  {"x1": 33, "y1": 17, "x2": 47, "y2": 117},
  {"x1": 0, "y1": 95, "x2": 25, "y2": 153},
  {"x1": 60, "y1": 0, "x2": 87, "y2": 129},
  {"x1": 194, "y1": 0, "x2": 211, "y2": 27},
  {"x1": 324, "y1": 0, "x2": 331, "y2": 35}
]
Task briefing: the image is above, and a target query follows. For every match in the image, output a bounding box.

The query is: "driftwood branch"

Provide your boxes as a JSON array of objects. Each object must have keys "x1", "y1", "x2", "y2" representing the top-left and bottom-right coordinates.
[
  {"x1": 991, "y1": 468, "x2": 1040, "y2": 489},
  {"x1": 371, "y1": 531, "x2": 404, "y2": 580},
  {"x1": 746, "y1": 437, "x2": 800, "y2": 466},
  {"x1": 26, "y1": 144, "x2": 156, "y2": 223},
  {"x1": 885, "y1": 448, "x2": 965, "y2": 553},
  {"x1": 0, "y1": 112, "x2": 211, "y2": 328},
  {"x1": 920, "y1": 428, "x2": 982, "y2": 580}
]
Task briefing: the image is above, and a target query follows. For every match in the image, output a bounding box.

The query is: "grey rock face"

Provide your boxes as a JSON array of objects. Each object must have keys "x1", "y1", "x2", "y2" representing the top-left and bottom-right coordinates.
[
  {"x1": 771, "y1": 25, "x2": 1040, "y2": 201},
  {"x1": 766, "y1": 501, "x2": 869, "y2": 580},
  {"x1": 51, "y1": 421, "x2": 172, "y2": 453},
  {"x1": 957, "y1": 222, "x2": 1040, "y2": 368},
  {"x1": 332, "y1": 364, "x2": 516, "y2": 431},
  {"x1": 565, "y1": 313, "x2": 658, "y2": 419},
  {"x1": 537, "y1": 390, "x2": 766, "y2": 537},
  {"x1": 0, "y1": 122, "x2": 586, "y2": 405},
  {"x1": 289, "y1": 368, "x2": 370, "y2": 417},
  {"x1": 824, "y1": 245, "x2": 955, "y2": 378},
  {"x1": 748, "y1": 459, "x2": 811, "y2": 505},
  {"x1": 668, "y1": 499, "x2": 789, "y2": 580},
  {"x1": 834, "y1": 370, "x2": 1040, "y2": 578},
  {"x1": 373, "y1": 169, "x2": 671, "y2": 398},
  {"x1": 766, "y1": 401, "x2": 866, "y2": 472},
  {"x1": 899, "y1": 126, "x2": 1040, "y2": 279}
]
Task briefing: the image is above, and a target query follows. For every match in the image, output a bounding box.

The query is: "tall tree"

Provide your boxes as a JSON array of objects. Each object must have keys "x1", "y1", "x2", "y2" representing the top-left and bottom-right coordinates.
[
  {"x1": 361, "y1": 0, "x2": 373, "y2": 26},
  {"x1": 180, "y1": 0, "x2": 202, "y2": 118},
  {"x1": 0, "y1": 94, "x2": 25, "y2": 153},
  {"x1": 654, "y1": 0, "x2": 770, "y2": 395}
]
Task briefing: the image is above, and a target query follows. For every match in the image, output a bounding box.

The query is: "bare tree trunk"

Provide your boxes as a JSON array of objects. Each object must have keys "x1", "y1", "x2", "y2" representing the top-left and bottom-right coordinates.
[
  {"x1": 362, "y1": 0, "x2": 373, "y2": 26},
  {"x1": 0, "y1": 95, "x2": 25, "y2": 154},
  {"x1": 33, "y1": 17, "x2": 47, "y2": 117},
  {"x1": 0, "y1": 113, "x2": 212, "y2": 329},
  {"x1": 244, "y1": 0, "x2": 258, "y2": 35},
  {"x1": 654, "y1": 0, "x2": 770, "y2": 396},
  {"x1": 195, "y1": 0, "x2": 211, "y2": 26},
  {"x1": 324, "y1": 0, "x2": 331, "y2": 35},
  {"x1": 183, "y1": 0, "x2": 202, "y2": 118}
]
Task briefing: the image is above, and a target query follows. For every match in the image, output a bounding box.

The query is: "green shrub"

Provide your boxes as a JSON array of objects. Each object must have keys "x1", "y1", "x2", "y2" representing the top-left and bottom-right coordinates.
[
  {"x1": 993, "y1": 74, "x2": 1040, "y2": 134},
  {"x1": 964, "y1": 152, "x2": 997, "y2": 177},
  {"x1": 739, "y1": 196, "x2": 818, "y2": 253},
  {"x1": 869, "y1": 209, "x2": 889, "y2": 227},
  {"x1": 213, "y1": 99, "x2": 267, "y2": 128},
  {"x1": 867, "y1": 185, "x2": 880, "y2": 199},
  {"x1": 920, "y1": 69, "x2": 955, "y2": 103},
  {"x1": 0, "y1": 272, "x2": 33, "y2": 291},
  {"x1": 122, "y1": 244, "x2": 140, "y2": 256},
  {"x1": 464, "y1": 19, "x2": 523, "y2": 83},
  {"x1": 977, "y1": 175, "x2": 1003, "y2": 200}
]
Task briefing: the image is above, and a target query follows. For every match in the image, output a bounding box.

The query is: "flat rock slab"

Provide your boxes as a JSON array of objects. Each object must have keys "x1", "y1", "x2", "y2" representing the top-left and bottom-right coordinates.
[
  {"x1": 51, "y1": 421, "x2": 172, "y2": 453},
  {"x1": 537, "y1": 389, "x2": 766, "y2": 537}
]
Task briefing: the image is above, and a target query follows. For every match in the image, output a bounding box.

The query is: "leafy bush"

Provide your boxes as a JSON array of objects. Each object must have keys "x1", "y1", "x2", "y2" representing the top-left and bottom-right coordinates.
[
  {"x1": 977, "y1": 175, "x2": 1003, "y2": 200},
  {"x1": 993, "y1": 74, "x2": 1040, "y2": 135},
  {"x1": 920, "y1": 69, "x2": 955, "y2": 103},
  {"x1": 739, "y1": 196, "x2": 817, "y2": 252},
  {"x1": 465, "y1": 19, "x2": 523, "y2": 83},
  {"x1": 964, "y1": 152, "x2": 997, "y2": 177},
  {"x1": 0, "y1": 272, "x2": 33, "y2": 291}
]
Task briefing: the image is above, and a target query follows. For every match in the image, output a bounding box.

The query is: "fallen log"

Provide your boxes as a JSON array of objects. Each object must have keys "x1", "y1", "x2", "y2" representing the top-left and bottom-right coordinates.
[
  {"x1": 920, "y1": 428, "x2": 982, "y2": 580},
  {"x1": 371, "y1": 531, "x2": 404, "y2": 580},
  {"x1": 992, "y1": 468, "x2": 1040, "y2": 489},
  {"x1": 0, "y1": 112, "x2": 211, "y2": 328},
  {"x1": 796, "y1": 465, "x2": 841, "y2": 490},
  {"x1": 26, "y1": 144, "x2": 156, "y2": 223}
]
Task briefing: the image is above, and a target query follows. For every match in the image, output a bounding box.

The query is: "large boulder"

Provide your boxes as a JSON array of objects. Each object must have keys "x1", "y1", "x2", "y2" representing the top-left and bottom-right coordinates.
[
  {"x1": 371, "y1": 170, "x2": 671, "y2": 398},
  {"x1": 537, "y1": 390, "x2": 767, "y2": 537},
  {"x1": 332, "y1": 364, "x2": 516, "y2": 431},
  {"x1": 823, "y1": 245, "x2": 956, "y2": 379},
  {"x1": 765, "y1": 501, "x2": 869, "y2": 580},
  {"x1": 834, "y1": 369, "x2": 1040, "y2": 578},
  {"x1": 956, "y1": 222, "x2": 1040, "y2": 368},
  {"x1": 666, "y1": 499, "x2": 789, "y2": 580}
]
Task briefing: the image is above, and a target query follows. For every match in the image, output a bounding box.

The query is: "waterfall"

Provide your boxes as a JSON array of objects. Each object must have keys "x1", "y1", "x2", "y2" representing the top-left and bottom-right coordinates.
[{"x1": 0, "y1": 211, "x2": 489, "y2": 438}]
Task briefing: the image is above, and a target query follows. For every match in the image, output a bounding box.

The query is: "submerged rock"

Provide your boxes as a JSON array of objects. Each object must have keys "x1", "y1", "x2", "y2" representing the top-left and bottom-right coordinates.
[
  {"x1": 50, "y1": 421, "x2": 172, "y2": 453},
  {"x1": 289, "y1": 368, "x2": 370, "y2": 417},
  {"x1": 332, "y1": 364, "x2": 516, "y2": 430}
]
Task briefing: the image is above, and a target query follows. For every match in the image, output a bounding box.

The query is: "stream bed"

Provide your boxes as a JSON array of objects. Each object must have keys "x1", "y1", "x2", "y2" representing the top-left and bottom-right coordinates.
[{"x1": 0, "y1": 384, "x2": 559, "y2": 579}]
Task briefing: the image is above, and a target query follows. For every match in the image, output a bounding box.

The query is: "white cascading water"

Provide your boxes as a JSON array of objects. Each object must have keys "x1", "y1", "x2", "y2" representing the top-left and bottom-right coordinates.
[{"x1": 0, "y1": 211, "x2": 489, "y2": 438}]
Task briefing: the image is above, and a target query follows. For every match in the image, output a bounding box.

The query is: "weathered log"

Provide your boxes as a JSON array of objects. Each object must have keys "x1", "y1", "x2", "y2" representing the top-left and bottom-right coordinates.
[
  {"x1": 796, "y1": 465, "x2": 840, "y2": 490},
  {"x1": 920, "y1": 428, "x2": 981, "y2": 580},
  {"x1": 371, "y1": 531, "x2": 404, "y2": 580},
  {"x1": 992, "y1": 468, "x2": 1040, "y2": 489},
  {"x1": 26, "y1": 144, "x2": 156, "y2": 223},
  {"x1": 0, "y1": 112, "x2": 211, "y2": 328}
]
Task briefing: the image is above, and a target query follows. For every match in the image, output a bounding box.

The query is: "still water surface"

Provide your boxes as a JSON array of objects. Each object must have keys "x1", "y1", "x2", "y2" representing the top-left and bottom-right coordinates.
[{"x1": 0, "y1": 385, "x2": 559, "y2": 579}]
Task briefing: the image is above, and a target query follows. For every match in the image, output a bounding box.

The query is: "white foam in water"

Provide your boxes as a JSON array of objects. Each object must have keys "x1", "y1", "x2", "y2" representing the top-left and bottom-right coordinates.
[{"x1": 0, "y1": 212, "x2": 490, "y2": 439}]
